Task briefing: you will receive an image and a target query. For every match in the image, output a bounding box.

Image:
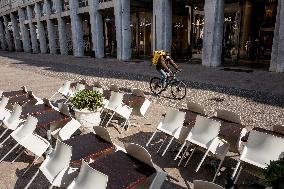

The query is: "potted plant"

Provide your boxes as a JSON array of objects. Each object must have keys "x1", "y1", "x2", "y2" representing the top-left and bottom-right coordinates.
[
  {"x1": 264, "y1": 157, "x2": 284, "y2": 189},
  {"x1": 70, "y1": 89, "x2": 104, "y2": 133}
]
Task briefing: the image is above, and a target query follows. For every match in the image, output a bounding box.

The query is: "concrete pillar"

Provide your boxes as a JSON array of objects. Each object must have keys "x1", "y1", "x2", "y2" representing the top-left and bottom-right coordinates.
[
  {"x1": 19, "y1": 8, "x2": 31, "y2": 52},
  {"x1": 89, "y1": 0, "x2": 104, "y2": 58},
  {"x1": 202, "y1": 0, "x2": 224, "y2": 67},
  {"x1": 0, "y1": 18, "x2": 7, "y2": 50},
  {"x1": 69, "y1": 0, "x2": 84, "y2": 56},
  {"x1": 10, "y1": 12, "x2": 22, "y2": 51},
  {"x1": 240, "y1": 1, "x2": 253, "y2": 57},
  {"x1": 45, "y1": 0, "x2": 57, "y2": 54},
  {"x1": 152, "y1": 0, "x2": 172, "y2": 52},
  {"x1": 35, "y1": 3, "x2": 47, "y2": 53},
  {"x1": 27, "y1": 6, "x2": 39, "y2": 53},
  {"x1": 270, "y1": 0, "x2": 284, "y2": 73},
  {"x1": 114, "y1": 0, "x2": 131, "y2": 60},
  {"x1": 3, "y1": 15, "x2": 13, "y2": 51},
  {"x1": 55, "y1": 0, "x2": 68, "y2": 55}
]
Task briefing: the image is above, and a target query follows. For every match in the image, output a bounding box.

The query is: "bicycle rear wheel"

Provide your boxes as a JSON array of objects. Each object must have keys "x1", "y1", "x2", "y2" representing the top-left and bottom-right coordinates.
[
  {"x1": 171, "y1": 81, "x2": 187, "y2": 100},
  {"x1": 150, "y1": 77, "x2": 164, "y2": 95}
]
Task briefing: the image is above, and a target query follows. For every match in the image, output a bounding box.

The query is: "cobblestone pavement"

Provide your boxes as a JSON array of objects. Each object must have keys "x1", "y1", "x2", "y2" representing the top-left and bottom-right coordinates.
[{"x1": 0, "y1": 51, "x2": 283, "y2": 189}]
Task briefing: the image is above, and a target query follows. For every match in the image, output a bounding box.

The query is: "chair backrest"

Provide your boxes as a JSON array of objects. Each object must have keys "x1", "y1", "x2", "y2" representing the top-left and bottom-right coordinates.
[
  {"x1": 132, "y1": 88, "x2": 145, "y2": 97},
  {"x1": 93, "y1": 126, "x2": 113, "y2": 144},
  {"x1": 139, "y1": 99, "x2": 151, "y2": 117},
  {"x1": 75, "y1": 83, "x2": 85, "y2": 92},
  {"x1": 187, "y1": 115, "x2": 221, "y2": 148},
  {"x1": 40, "y1": 139, "x2": 72, "y2": 180},
  {"x1": 93, "y1": 87, "x2": 104, "y2": 94},
  {"x1": 12, "y1": 115, "x2": 38, "y2": 141},
  {"x1": 158, "y1": 109, "x2": 185, "y2": 137},
  {"x1": 58, "y1": 81, "x2": 72, "y2": 97},
  {"x1": 59, "y1": 103, "x2": 71, "y2": 116},
  {"x1": 109, "y1": 84, "x2": 119, "y2": 92},
  {"x1": 241, "y1": 130, "x2": 284, "y2": 168},
  {"x1": 59, "y1": 119, "x2": 81, "y2": 141},
  {"x1": 68, "y1": 161, "x2": 108, "y2": 189},
  {"x1": 107, "y1": 91, "x2": 124, "y2": 110},
  {"x1": 125, "y1": 143, "x2": 155, "y2": 168},
  {"x1": 43, "y1": 98, "x2": 58, "y2": 110},
  {"x1": 3, "y1": 104, "x2": 22, "y2": 130},
  {"x1": 27, "y1": 134, "x2": 50, "y2": 157},
  {"x1": 216, "y1": 109, "x2": 241, "y2": 124},
  {"x1": 0, "y1": 96, "x2": 9, "y2": 111},
  {"x1": 187, "y1": 102, "x2": 205, "y2": 115},
  {"x1": 193, "y1": 180, "x2": 224, "y2": 189},
  {"x1": 28, "y1": 91, "x2": 43, "y2": 104},
  {"x1": 273, "y1": 124, "x2": 284, "y2": 135},
  {"x1": 21, "y1": 86, "x2": 28, "y2": 93}
]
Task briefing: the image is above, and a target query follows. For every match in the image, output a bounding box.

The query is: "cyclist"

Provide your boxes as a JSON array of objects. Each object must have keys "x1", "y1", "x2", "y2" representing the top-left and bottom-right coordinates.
[{"x1": 153, "y1": 50, "x2": 181, "y2": 88}]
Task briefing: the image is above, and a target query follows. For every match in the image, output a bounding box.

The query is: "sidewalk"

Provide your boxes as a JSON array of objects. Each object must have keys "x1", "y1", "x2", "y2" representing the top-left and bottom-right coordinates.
[{"x1": 0, "y1": 50, "x2": 283, "y2": 188}]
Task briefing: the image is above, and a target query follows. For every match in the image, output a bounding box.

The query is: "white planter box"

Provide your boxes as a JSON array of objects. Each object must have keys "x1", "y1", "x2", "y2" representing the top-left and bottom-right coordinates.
[{"x1": 73, "y1": 108, "x2": 102, "y2": 133}]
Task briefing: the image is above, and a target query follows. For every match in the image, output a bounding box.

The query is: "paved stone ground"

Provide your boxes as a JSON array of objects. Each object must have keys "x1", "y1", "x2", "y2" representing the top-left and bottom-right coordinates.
[{"x1": 0, "y1": 51, "x2": 283, "y2": 189}]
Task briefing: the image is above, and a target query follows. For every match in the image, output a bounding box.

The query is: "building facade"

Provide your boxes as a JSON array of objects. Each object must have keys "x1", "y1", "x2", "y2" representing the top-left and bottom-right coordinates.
[{"x1": 0, "y1": 0, "x2": 283, "y2": 72}]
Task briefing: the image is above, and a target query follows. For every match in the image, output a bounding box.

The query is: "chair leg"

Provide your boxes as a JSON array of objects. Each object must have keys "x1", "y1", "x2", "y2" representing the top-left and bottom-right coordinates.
[
  {"x1": 0, "y1": 128, "x2": 9, "y2": 139},
  {"x1": 0, "y1": 143, "x2": 19, "y2": 163},
  {"x1": 157, "y1": 136, "x2": 168, "y2": 153},
  {"x1": 196, "y1": 149, "x2": 210, "y2": 172},
  {"x1": 233, "y1": 165, "x2": 243, "y2": 184},
  {"x1": 0, "y1": 135, "x2": 10, "y2": 147},
  {"x1": 23, "y1": 156, "x2": 41, "y2": 176},
  {"x1": 146, "y1": 130, "x2": 157, "y2": 147},
  {"x1": 100, "y1": 110, "x2": 108, "y2": 125},
  {"x1": 105, "y1": 112, "x2": 115, "y2": 127},
  {"x1": 178, "y1": 145, "x2": 190, "y2": 166},
  {"x1": 174, "y1": 142, "x2": 186, "y2": 160},
  {"x1": 24, "y1": 170, "x2": 40, "y2": 189},
  {"x1": 12, "y1": 149, "x2": 25, "y2": 163},
  {"x1": 184, "y1": 146, "x2": 196, "y2": 167},
  {"x1": 231, "y1": 161, "x2": 241, "y2": 179},
  {"x1": 162, "y1": 137, "x2": 175, "y2": 157},
  {"x1": 212, "y1": 159, "x2": 224, "y2": 182}
]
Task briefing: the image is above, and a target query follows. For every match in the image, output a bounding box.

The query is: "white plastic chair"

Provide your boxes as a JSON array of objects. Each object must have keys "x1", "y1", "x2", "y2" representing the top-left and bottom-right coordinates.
[
  {"x1": 175, "y1": 115, "x2": 221, "y2": 167},
  {"x1": 232, "y1": 130, "x2": 284, "y2": 183},
  {"x1": 0, "y1": 96, "x2": 10, "y2": 121},
  {"x1": 0, "y1": 116, "x2": 38, "y2": 163},
  {"x1": 187, "y1": 102, "x2": 206, "y2": 115},
  {"x1": 100, "y1": 91, "x2": 124, "y2": 126},
  {"x1": 28, "y1": 91, "x2": 44, "y2": 105},
  {"x1": 124, "y1": 143, "x2": 167, "y2": 189},
  {"x1": 57, "y1": 119, "x2": 81, "y2": 141},
  {"x1": 93, "y1": 126, "x2": 114, "y2": 144},
  {"x1": 49, "y1": 81, "x2": 72, "y2": 100},
  {"x1": 216, "y1": 109, "x2": 241, "y2": 124},
  {"x1": 193, "y1": 180, "x2": 224, "y2": 189},
  {"x1": 105, "y1": 104, "x2": 133, "y2": 133},
  {"x1": 0, "y1": 104, "x2": 22, "y2": 139},
  {"x1": 67, "y1": 161, "x2": 108, "y2": 189},
  {"x1": 146, "y1": 109, "x2": 186, "y2": 156}
]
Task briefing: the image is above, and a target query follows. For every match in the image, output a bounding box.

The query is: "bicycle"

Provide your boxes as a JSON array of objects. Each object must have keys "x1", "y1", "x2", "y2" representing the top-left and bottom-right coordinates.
[{"x1": 150, "y1": 70, "x2": 187, "y2": 100}]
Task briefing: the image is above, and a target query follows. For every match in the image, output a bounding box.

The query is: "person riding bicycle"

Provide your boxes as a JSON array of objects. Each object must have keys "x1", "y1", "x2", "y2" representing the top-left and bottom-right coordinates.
[{"x1": 152, "y1": 50, "x2": 181, "y2": 88}]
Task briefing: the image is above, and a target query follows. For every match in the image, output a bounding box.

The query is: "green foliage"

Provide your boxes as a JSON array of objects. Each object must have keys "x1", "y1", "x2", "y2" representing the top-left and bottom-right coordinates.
[
  {"x1": 264, "y1": 157, "x2": 284, "y2": 189},
  {"x1": 70, "y1": 89, "x2": 103, "y2": 111}
]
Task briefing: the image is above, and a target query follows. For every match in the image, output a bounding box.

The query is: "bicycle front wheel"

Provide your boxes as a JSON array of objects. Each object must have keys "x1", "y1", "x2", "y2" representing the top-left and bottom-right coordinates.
[
  {"x1": 171, "y1": 81, "x2": 187, "y2": 100},
  {"x1": 150, "y1": 77, "x2": 164, "y2": 95}
]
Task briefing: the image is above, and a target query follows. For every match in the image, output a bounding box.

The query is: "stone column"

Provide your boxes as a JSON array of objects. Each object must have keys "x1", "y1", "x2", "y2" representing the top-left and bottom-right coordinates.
[
  {"x1": 270, "y1": 0, "x2": 284, "y2": 73},
  {"x1": 69, "y1": 0, "x2": 84, "y2": 56},
  {"x1": 89, "y1": 0, "x2": 104, "y2": 58},
  {"x1": 45, "y1": 0, "x2": 57, "y2": 54},
  {"x1": 10, "y1": 12, "x2": 22, "y2": 51},
  {"x1": 55, "y1": 0, "x2": 68, "y2": 55},
  {"x1": 0, "y1": 18, "x2": 7, "y2": 50},
  {"x1": 35, "y1": 3, "x2": 47, "y2": 53},
  {"x1": 3, "y1": 15, "x2": 13, "y2": 51},
  {"x1": 19, "y1": 8, "x2": 31, "y2": 52},
  {"x1": 152, "y1": 0, "x2": 172, "y2": 52},
  {"x1": 114, "y1": 0, "x2": 131, "y2": 60},
  {"x1": 240, "y1": 1, "x2": 253, "y2": 57},
  {"x1": 202, "y1": 0, "x2": 224, "y2": 67},
  {"x1": 27, "y1": 6, "x2": 39, "y2": 53}
]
